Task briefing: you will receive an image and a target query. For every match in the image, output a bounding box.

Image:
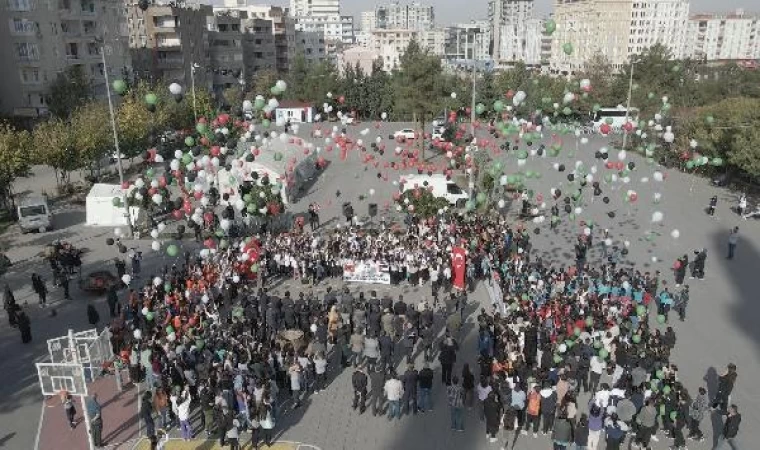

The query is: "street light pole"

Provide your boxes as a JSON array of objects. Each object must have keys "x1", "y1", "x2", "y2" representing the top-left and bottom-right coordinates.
[
  {"x1": 191, "y1": 62, "x2": 198, "y2": 122},
  {"x1": 621, "y1": 60, "x2": 635, "y2": 150},
  {"x1": 102, "y1": 42, "x2": 134, "y2": 237}
]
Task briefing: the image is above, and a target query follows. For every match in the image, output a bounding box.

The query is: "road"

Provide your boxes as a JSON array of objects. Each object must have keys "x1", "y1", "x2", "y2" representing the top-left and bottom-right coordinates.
[{"x1": 0, "y1": 120, "x2": 757, "y2": 450}]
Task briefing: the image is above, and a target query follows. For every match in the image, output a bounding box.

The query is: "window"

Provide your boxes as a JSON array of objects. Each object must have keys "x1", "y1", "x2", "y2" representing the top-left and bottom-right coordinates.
[
  {"x1": 19, "y1": 68, "x2": 41, "y2": 84},
  {"x1": 7, "y1": 0, "x2": 32, "y2": 11},
  {"x1": 15, "y1": 42, "x2": 39, "y2": 61},
  {"x1": 11, "y1": 18, "x2": 37, "y2": 34}
]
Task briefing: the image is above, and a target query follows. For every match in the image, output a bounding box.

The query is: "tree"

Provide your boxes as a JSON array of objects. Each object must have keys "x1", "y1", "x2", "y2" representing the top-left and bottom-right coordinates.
[
  {"x1": 394, "y1": 40, "x2": 441, "y2": 122},
  {"x1": 70, "y1": 102, "x2": 111, "y2": 178},
  {"x1": 248, "y1": 69, "x2": 278, "y2": 99},
  {"x1": 116, "y1": 94, "x2": 153, "y2": 159},
  {"x1": 33, "y1": 119, "x2": 79, "y2": 188},
  {"x1": 0, "y1": 123, "x2": 32, "y2": 212},
  {"x1": 222, "y1": 86, "x2": 243, "y2": 110},
  {"x1": 47, "y1": 65, "x2": 93, "y2": 119}
]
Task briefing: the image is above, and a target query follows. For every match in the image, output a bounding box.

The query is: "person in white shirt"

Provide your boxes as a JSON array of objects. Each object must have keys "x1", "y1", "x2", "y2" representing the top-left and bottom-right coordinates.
[
  {"x1": 175, "y1": 389, "x2": 193, "y2": 441},
  {"x1": 384, "y1": 372, "x2": 404, "y2": 420},
  {"x1": 313, "y1": 352, "x2": 328, "y2": 393},
  {"x1": 589, "y1": 354, "x2": 606, "y2": 393}
]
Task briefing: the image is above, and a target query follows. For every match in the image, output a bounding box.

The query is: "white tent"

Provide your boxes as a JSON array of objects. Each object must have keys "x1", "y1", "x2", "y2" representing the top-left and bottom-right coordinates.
[{"x1": 85, "y1": 183, "x2": 139, "y2": 227}]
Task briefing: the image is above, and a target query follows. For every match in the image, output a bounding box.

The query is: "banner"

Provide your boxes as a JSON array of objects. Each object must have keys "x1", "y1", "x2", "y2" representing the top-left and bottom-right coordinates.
[
  {"x1": 451, "y1": 246, "x2": 467, "y2": 290},
  {"x1": 343, "y1": 260, "x2": 391, "y2": 285}
]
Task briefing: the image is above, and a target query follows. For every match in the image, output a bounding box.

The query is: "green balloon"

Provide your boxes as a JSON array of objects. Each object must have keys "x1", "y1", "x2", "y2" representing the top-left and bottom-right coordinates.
[
  {"x1": 112, "y1": 80, "x2": 127, "y2": 95},
  {"x1": 273, "y1": 152, "x2": 283, "y2": 161},
  {"x1": 144, "y1": 93, "x2": 158, "y2": 106},
  {"x1": 663, "y1": 385, "x2": 672, "y2": 395},
  {"x1": 562, "y1": 42, "x2": 574, "y2": 55},
  {"x1": 711, "y1": 157, "x2": 723, "y2": 166},
  {"x1": 164, "y1": 283, "x2": 172, "y2": 293},
  {"x1": 145, "y1": 311, "x2": 154, "y2": 321},
  {"x1": 254, "y1": 98, "x2": 266, "y2": 110},
  {"x1": 146, "y1": 168, "x2": 155, "y2": 178},
  {"x1": 251, "y1": 263, "x2": 259, "y2": 273},
  {"x1": 475, "y1": 103, "x2": 486, "y2": 115},
  {"x1": 562, "y1": 107, "x2": 572, "y2": 115},
  {"x1": 705, "y1": 115, "x2": 715, "y2": 125},
  {"x1": 270, "y1": 86, "x2": 281, "y2": 95},
  {"x1": 598, "y1": 349, "x2": 609, "y2": 359},
  {"x1": 262, "y1": 119, "x2": 271, "y2": 128},
  {"x1": 648, "y1": 92, "x2": 655, "y2": 99},
  {"x1": 517, "y1": 150, "x2": 529, "y2": 160},
  {"x1": 166, "y1": 244, "x2": 179, "y2": 257},
  {"x1": 592, "y1": 104, "x2": 601, "y2": 112},
  {"x1": 656, "y1": 370, "x2": 664, "y2": 379},
  {"x1": 112, "y1": 197, "x2": 121, "y2": 207},
  {"x1": 574, "y1": 327, "x2": 581, "y2": 336},
  {"x1": 166, "y1": 325, "x2": 174, "y2": 333},
  {"x1": 545, "y1": 19, "x2": 557, "y2": 34},
  {"x1": 637, "y1": 305, "x2": 647, "y2": 316},
  {"x1": 586, "y1": 317, "x2": 594, "y2": 327},
  {"x1": 196, "y1": 122, "x2": 208, "y2": 134},
  {"x1": 657, "y1": 314, "x2": 666, "y2": 324},
  {"x1": 553, "y1": 354, "x2": 563, "y2": 364},
  {"x1": 632, "y1": 334, "x2": 641, "y2": 343},
  {"x1": 670, "y1": 411, "x2": 678, "y2": 420},
  {"x1": 476, "y1": 192, "x2": 487, "y2": 204},
  {"x1": 465, "y1": 200, "x2": 476, "y2": 211},
  {"x1": 184, "y1": 136, "x2": 195, "y2": 147},
  {"x1": 493, "y1": 100, "x2": 505, "y2": 112}
]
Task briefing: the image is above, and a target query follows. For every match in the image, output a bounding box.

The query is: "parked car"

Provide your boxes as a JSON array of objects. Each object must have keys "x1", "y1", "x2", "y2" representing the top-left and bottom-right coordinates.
[
  {"x1": 393, "y1": 128, "x2": 416, "y2": 141},
  {"x1": 432, "y1": 117, "x2": 446, "y2": 127}
]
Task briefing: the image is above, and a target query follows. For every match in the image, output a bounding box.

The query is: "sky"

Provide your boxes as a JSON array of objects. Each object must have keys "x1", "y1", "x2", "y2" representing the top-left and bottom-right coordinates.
[{"x1": 264, "y1": 0, "x2": 757, "y2": 26}]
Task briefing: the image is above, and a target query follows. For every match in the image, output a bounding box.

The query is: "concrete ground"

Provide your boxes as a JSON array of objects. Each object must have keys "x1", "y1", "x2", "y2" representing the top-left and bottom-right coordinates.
[{"x1": 0, "y1": 121, "x2": 757, "y2": 450}]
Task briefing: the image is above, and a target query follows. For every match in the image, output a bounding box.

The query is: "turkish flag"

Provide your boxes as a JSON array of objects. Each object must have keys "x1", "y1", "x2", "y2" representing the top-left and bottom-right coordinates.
[{"x1": 451, "y1": 246, "x2": 467, "y2": 290}]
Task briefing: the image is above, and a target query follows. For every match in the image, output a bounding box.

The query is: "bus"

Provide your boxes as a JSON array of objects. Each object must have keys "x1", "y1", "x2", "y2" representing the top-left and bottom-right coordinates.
[{"x1": 592, "y1": 106, "x2": 638, "y2": 133}]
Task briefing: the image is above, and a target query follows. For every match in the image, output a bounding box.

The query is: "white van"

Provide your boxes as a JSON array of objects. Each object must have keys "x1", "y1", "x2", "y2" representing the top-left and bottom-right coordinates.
[
  {"x1": 18, "y1": 195, "x2": 53, "y2": 233},
  {"x1": 401, "y1": 174, "x2": 468, "y2": 207}
]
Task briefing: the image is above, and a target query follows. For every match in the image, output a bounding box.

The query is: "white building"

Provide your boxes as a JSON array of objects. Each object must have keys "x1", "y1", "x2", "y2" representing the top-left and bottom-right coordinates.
[
  {"x1": 446, "y1": 21, "x2": 491, "y2": 61},
  {"x1": 386, "y1": 1, "x2": 435, "y2": 30},
  {"x1": 294, "y1": 14, "x2": 354, "y2": 56},
  {"x1": 289, "y1": 0, "x2": 340, "y2": 17},
  {"x1": 355, "y1": 31, "x2": 372, "y2": 48},
  {"x1": 361, "y1": 10, "x2": 377, "y2": 31},
  {"x1": 370, "y1": 28, "x2": 419, "y2": 71},
  {"x1": 337, "y1": 46, "x2": 380, "y2": 75},
  {"x1": 550, "y1": 0, "x2": 690, "y2": 74},
  {"x1": 489, "y1": 0, "x2": 535, "y2": 62},
  {"x1": 685, "y1": 10, "x2": 760, "y2": 61}
]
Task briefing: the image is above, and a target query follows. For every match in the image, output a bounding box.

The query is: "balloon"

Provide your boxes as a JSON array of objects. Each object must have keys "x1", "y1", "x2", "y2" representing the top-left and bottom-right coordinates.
[
  {"x1": 166, "y1": 244, "x2": 179, "y2": 257},
  {"x1": 144, "y1": 93, "x2": 158, "y2": 106},
  {"x1": 562, "y1": 42, "x2": 574, "y2": 55},
  {"x1": 168, "y1": 82, "x2": 182, "y2": 95},
  {"x1": 121, "y1": 274, "x2": 131, "y2": 285},
  {"x1": 670, "y1": 229, "x2": 680, "y2": 239},
  {"x1": 637, "y1": 305, "x2": 647, "y2": 316},
  {"x1": 112, "y1": 79, "x2": 127, "y2": 95},
  {"x1": 657, "y1": 314, "x2": 666, "y2": 324},
  {"x1": 651, "y1": 211, "x2": 664, "y2": 223},
  {"x1": 133, "y1": 329, "x2": 142, "y2": 340},
  {"x1": 544, "y1": 19, "x2": 557, "y2": 34},
  {"x1": 632, "y1": 334, "x2": 641, "y2": 343},
  {"x1": 663, "y1": 385, "x2": 672, "y2": 395},
  {"x1": 598, "y1": 349, "x2": 609, "y2": 359},
  {"x1": 558, "y1": 343, "x2": 567, "y2": 353},
  {"x1": 151, "y1": 240, "x2": 161, "y2": 251}
]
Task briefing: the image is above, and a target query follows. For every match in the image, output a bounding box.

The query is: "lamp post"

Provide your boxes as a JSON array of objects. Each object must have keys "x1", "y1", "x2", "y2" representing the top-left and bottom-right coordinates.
[
  {"x1": 190, "y1": 62, "x2": 200, "y2": 121},
  {"x1": 457, "y1": 59, "x2": 493, "y2": 199},
  {"x1": 100, "y1": 38, "x2": 134, "y2": 237},
  {"x1": 621, "y1": 60, "x2": 635, "y2": 150}
]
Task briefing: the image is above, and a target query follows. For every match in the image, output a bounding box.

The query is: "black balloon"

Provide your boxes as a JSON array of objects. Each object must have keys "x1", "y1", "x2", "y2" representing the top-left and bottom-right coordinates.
[
  {"x1": 564, "y1": 204, "x2": 572, "y2": 213},
  {"x1": 603, "y1": 196, "x2": 610, "y2": 204},
  {"x1": 533, "y1": 227, "x2": 540, "y2": 234},
  {"x1": 177, "y1": 224, "x2": 186, "y2": 234},
  {"x1": 628, "y1": 162, "x2": 636, "y2": 170},
  {"x1": 554, "y1": 189, "x2": 562, "y2": 198},
  {"x1": 559, "y1": 164, "x2": 566, "y2": 172},
  {"x1": 106, "y1": 238, "x2": 115, "y2": 246},
  {"x1": 118, "y1": 244, "x2": 127, "y2": 254},
  {"x1": 608, "y1": 211, "x2": 616, "y2": 218},
  {"x1": 622, "y1": 248, "x2": 629, "y2": 255},
  {"x1": 567, "y1": 174, "x2": 574, "y2": 182}
]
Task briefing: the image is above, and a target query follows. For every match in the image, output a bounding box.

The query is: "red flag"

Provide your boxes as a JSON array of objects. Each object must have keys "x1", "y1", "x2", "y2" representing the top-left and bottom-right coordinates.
[{"x1": 451, "y1": 246, "x2": 467, "y2": 290}]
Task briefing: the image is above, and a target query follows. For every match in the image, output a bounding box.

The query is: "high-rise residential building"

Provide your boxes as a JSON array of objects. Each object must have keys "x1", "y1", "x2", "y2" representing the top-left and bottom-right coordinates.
[
  {"x1": 297, "y1": 31, "x2": 326, "y2": 61},
  {"x1": 361, "y1": 10, "x2": 377, "y2": 31},
  {"x1": 293, "y1": 14, "x2": 354, "y2": 58},
  {"x1": 0, "y1": 0, "x2": 131, "y2": 117},
  {"x1": 489, "y1": 0, "x2": 535, "y2": 62},
  {"x1": 207, "y1": 12, "x2": 245, "y2": 94},
  {"x1": 445, "y1": 21, "x2": 491, "y2": 61},
  {"x1": 371, "y1": 28, "x2": 420, "y2": 72},
  {"x1": 214, "y1": 2, "x2": 296, "y2": 73},
  {"x1": 289, "y1": 0, "x2": 340, "y2": 17},
  {"x1": 386, "y1": 1, "x2": 434, "y2": 30},
  {"x1": 550, "y1": 0, "x2": 689, "y2": 73},
  {"x1": 126, "y1": 4, "x2": 212, "y2": 90},
  {"x1": 685, "y1": 9, "x2": 760, "y2": 61}
]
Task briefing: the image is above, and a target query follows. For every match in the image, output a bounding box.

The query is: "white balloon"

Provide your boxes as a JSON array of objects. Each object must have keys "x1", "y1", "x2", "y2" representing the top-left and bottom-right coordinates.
[
  {"x1": 114, "y1": 227, "x2": 123, "y2": 237},
  {"x1": 133, "y1": 329, "x2": 142, "y2": 340},
  {"x1": 653, "y1": 171, "x2": 664, "y2": 182},
  {"x1": 121, "y1": 274, "x2": 131, "y2": 285},
  {"x1": 275, "y1": 80, "x2": 287, "y2": 91},
  {"x1": 150, "y1": 229, "x2": 159, "y2": 239},
  {"x1": 670, "y1": 229, "x2": 680, "y2": 239},
  {"x1": 152, "y1": 193, "x2": 163, "y2": 205},
  {"x1": 617, "y1": 150, "x2": 627, "y2": 161},
  {"x1": 157, "y1": 222, "x2": 166, "y2": 232},
  {"x1": 381, "y1": 112, "x2": 388, "y2": 120},
  {"x1": 153, "y1": 276, "x2": 162, "y2": 287},
  {"x1": 151, "y1": 240, "x2": 161, "y2": 251},
  {"x1": 142, "y1": 307, "x2": 149, "y2": 316},
  {"x1": 497, "y1": 199, "x2": 506, "y2": 209},
  {"x1": 450, "y1": 92, "x2": 457, "y2": 99},
  {"x1": 369, "y1": 189, "x2": 375, "y2": 196},
  {"x1": 583, "y1": 227, "x2": 591, "y2": 236},
  {"x1": 242, "y1": 99, "x2": 253, "y2": 111},
  {"x1": 575, "y1": 207, "x2": 583, "y2": 215},
  {"x1": 232, "y1": 275, "x2": 241, "y2": 283},
  {"x1": 220, "y1": 219, "x2": 231, "y2": 230},
  {"x1": 604, "y1": 238, "x2": 613, "y2": 246},
  {"x1": 651, "y1": 211, "x2": 664, "y2": 223},
  {"x1": 169, "y1": 82, "x2": 182, "y2": 95},
  {"x1": 202, "y1": 294, "x2": 209, "y2": 304},
  {"x1": 580, "y1": 137, "x2": 589, "y2": 145}
]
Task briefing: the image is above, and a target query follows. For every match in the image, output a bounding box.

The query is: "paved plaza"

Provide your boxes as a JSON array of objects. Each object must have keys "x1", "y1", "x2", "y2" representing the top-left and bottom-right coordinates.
[{"x1": 0, "y1": 122, "x2": 757, "y2": 450}]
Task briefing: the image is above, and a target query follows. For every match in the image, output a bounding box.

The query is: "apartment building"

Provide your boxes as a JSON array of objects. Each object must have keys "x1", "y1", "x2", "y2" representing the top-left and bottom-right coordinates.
[
  {"x1": 293, "y1": 14, "x2": 354, "y2": 58},
  {"x1": 289, "y1": 0, "x2": 340, "y2": 17},
  {"x1": 686, "y1": 9, "x2": 760, "y2": 61},
  {"x1": 214, "y1": 2, "x2": 296, "y2": 73},
  {"x1": 386, "y1": 1, "x2": 434, "y2": 30},
  {"x1": 489, "y1": 0, "x2": 535, "y2": 62},
  {"x1": 550, "y1": 0, "x2": 689, "y2": 73},
  {"x1": 370, "y1": 28, "x2": 419, "y2": 72},
  {"x1": 445, "y1": 21, "x2": 491, "y2": 61},
  {"x1": 126, "y1": 4, "x2": 212, "y2": 90},
  {"x1": 206, "y1": 12, "x2": 244, "y2": 93},
  {"x1": 0, "y1": 0, "x2": 130, "y2": 117}
]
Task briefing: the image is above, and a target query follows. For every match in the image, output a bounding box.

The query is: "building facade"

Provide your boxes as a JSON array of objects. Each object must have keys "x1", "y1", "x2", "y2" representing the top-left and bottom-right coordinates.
[
  {"x1": 337, "y1": 46, "x2": 380, "y2": 75},
  {"x1": 370, "y1": 28, "x2": 419, "y2": 71},
  {"x1": 385, "y1": 1, "x2": 434, "y2": 30},
  {"x1": 289, "y1": 0, "x2": 340, "y2": 17},
  {"x1": 489, "y1": 0, "x2": 535, "y2": 62},
  {"x1": 293, "y1": 14, "x2": 354, "y2": 58},
  {"x1": 686, "y1": 10, "x2": 760, "y2": 61},
  {"x1": 361, "y1": 10, "x2": 377, "y2": 31},
  {"x1": 0, "y1": 0, "x2": 131, "y2": 117},
  {"x1": 207, "y1": 12, "x2": 244, "y2": 93},
  {"x1": 550, "y1": 0, "x2": 689, "y2": 73},
  {"x1": 297, "y1": 30, "x2": 326, "y2": 61},
  {"x1": 126, "y1": 4, "x2": 212, "y2": 90}
]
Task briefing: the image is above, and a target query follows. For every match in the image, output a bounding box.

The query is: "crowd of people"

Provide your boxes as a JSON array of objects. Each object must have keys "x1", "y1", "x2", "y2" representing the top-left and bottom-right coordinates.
[{"x1": 62, "y1": 208, "x2": 737, "y2": 450}]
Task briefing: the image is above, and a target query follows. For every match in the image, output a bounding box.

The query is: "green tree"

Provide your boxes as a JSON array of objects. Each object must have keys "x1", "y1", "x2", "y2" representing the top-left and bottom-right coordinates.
[
  {"x1": 116, "y1": 94, "x2": 153, "y2": 159},
  {"x1": 33, "y1": 119, "x2": 79, "y2": 188},
  {"x1": 70, "y1": 102, "x2": 111, "y2": 178},
  {"x1": 0, "y1": 123, "x2": 32, "y2": 212},
  {"x1": 248, "y1": 69, "x2": 278, "y2": 99},
  {"x1": 47, "y1": 65, "x2": 93, "y2": 119},
  {"x1": 222, "y1": 86, "x2": 243, "y2": 109}
]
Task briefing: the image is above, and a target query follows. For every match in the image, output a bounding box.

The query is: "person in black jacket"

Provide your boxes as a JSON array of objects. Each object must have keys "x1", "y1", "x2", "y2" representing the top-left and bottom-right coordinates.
[
  {"x1": 712, "y1": 363, "x2": 738, "y2": 412},
  {"x1": 716, "y1": 404, "x2": 741, "y2": 450},
  {"x1": 438, "y1": 334, "x2": 458, "y2": 385},
  {"x1": 402, "y1": 363, "x2": 418, "y2": 415},
  {"x1": 369, "y1": 366, "x2": 386, "y2": 416},
  {"x1": 351, "y1": 364, "x2": 368, "y2": 414}
]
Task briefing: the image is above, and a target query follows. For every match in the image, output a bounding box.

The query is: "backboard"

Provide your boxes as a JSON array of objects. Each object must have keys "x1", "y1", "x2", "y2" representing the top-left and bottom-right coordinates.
[
  {"x1": 47, "y1": 329, "x2": 98, "y2": 364},
  {"x1": 36, "y1": 363, "x2": 88, "y2": 397},
  {"x1": 86, "y1": 328, "x2": 114, "y2": 372}
]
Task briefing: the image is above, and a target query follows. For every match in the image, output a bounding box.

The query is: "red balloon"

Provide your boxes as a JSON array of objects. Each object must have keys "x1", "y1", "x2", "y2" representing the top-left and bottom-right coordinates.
[
  {"x1": 600, "y1": 123, "x2": 611, "y2": 135},
  {"x1": 629, "y1": 192, "x2": 638, "y2": 202},
  {"x1": 193, "y1": 191, "x2": 203, "y2": 200},
  {"x1": 673, "y1": 261, "x2": 682, "y2": 270},
  {"x1": 172, "y1": 210, "x2": 184, "y2": 220},
  {"x1": 210, "y1": 146, "x2": 221, "y2": 156},
  {"x1": 121, "y1": 182, "x2": 130, "y2": 190},
  {"x1": 338, "y1": 96, "x2": 345, "y2": 104}
]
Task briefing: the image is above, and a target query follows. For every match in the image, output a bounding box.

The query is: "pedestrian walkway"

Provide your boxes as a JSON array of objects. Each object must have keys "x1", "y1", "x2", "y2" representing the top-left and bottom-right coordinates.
[{"x1": 131, "y1": 439, "x2": 317, "y2": 450}]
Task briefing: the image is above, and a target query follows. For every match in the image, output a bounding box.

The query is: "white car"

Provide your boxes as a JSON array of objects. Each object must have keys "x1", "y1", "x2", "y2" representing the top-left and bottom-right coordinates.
[
  {"x1": 394, "y1": 128, "x2": 416, "y2": 141},
  {"x1": 431, "y1": 126, "x2": 445, "y2": 141},
  {"x1": 432, "y1": 117, "x2": 446, "y2": 127}
]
